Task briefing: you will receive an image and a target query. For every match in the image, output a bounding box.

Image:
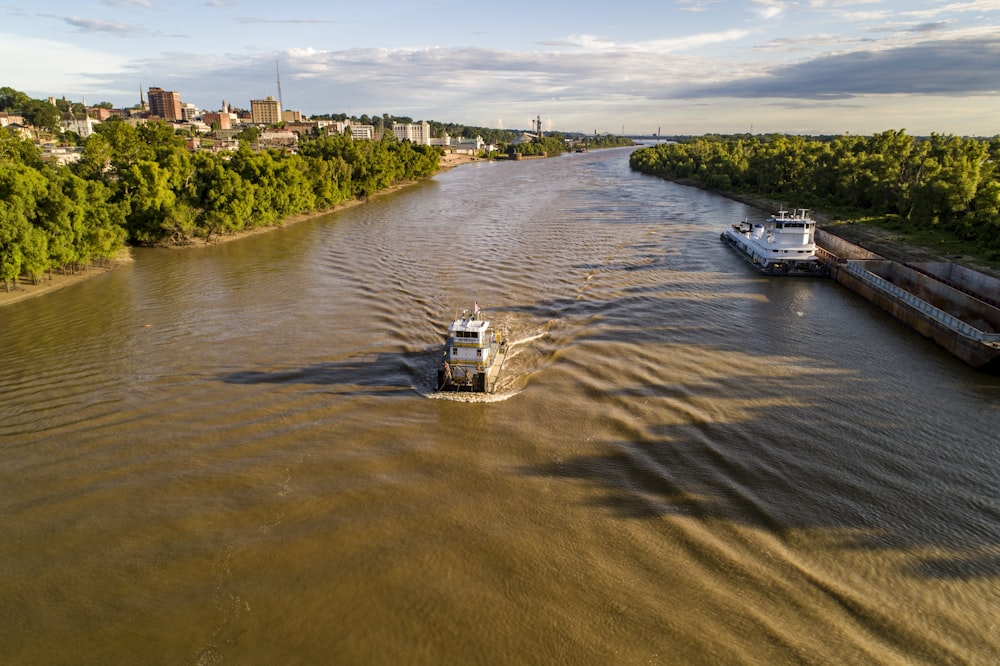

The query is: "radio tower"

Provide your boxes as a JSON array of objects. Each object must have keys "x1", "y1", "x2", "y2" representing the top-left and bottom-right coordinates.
[{"x1": 275, "y1": 60, "x2": 284, "y2": 111}]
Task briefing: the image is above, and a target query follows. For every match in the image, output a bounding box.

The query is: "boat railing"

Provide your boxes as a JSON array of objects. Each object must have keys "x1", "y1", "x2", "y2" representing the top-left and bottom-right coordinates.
[
  {"x1": 844, "y1": 262, "x2": 1000, "y2": 342},
  {"x1": 815, "y1": 246, "x2": 838, "y2": 263}
]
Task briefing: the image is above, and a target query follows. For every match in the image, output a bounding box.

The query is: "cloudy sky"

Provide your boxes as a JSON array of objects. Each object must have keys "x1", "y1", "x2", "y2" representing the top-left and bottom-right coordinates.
[{"x1": 2, "y1": 0, "x2": 999, "y2": 135}]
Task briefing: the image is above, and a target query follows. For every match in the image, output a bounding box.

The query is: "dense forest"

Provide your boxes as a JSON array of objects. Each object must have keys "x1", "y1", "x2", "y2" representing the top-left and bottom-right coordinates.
[
  {"x1": 629, "y1": 131, "x2": 1000, "y2": 258},
  {"x1": 0, "y1": 113, "x2": 441, "y2": 289}
]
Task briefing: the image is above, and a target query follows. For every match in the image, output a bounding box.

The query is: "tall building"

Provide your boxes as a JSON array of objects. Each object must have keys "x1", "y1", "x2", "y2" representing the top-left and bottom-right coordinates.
[
  {"x1": 147, "y1": 86, "x2": 182, "y2": 120},
  {"x1": 251, "y1": 96, "x2": 282, "y2": 125},
  {"x1": 392, "y1": 121, "x2": 431, "y2": 145}
]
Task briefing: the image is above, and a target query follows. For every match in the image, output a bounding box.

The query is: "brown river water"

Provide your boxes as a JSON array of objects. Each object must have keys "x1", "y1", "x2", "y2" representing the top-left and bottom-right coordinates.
[{"x1": 1, "y1": 147, "x2": 998, "y2": 664}]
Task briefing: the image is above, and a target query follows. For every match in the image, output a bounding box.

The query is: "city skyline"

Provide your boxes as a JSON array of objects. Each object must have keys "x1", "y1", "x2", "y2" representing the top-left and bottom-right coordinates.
[{"x1": 2, "y1": 0, "x2": 999, "y2": 136}]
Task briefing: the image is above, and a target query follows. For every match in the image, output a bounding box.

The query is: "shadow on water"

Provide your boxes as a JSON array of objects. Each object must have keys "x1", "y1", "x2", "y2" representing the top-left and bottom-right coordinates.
[
  {"x1": 519, "y1": 372, "x2": 1000, "y2": 581},
  {"x1": 511, "y1": 281, "x2": 1000, "y2": 582},
  {"x1": 220, "y1": 349, "x2": 434, "y2": 396}
]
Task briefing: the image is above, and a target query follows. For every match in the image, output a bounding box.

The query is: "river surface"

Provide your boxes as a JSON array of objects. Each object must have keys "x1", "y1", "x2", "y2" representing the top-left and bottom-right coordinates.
[{"x1": 1, "y1": 147, "x2": 998, "y2": 665}]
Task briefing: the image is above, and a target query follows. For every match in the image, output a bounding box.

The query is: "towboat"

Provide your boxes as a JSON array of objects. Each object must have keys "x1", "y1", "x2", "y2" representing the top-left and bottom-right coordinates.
[
  {"x1": 721, "y1": 208, "x2": 827, "y2": 276},
  {"x1": 436, "y1": 304, "x2": 508, "y2": 393}
]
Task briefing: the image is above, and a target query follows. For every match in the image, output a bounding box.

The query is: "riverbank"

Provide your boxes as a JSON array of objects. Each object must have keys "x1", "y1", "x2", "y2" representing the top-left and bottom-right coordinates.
[
  {"x1": 0, "y1": 153, "x2": 481, "y2": 309},
  {"x1": 0, "y1": 250, "x2": 135, "y2": 308},
  {"x1": 438, "y1": 152, "x2": 478, "y2": 169}
]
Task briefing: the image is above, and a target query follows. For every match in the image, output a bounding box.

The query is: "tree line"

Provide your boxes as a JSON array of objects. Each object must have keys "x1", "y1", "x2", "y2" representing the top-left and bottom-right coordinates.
[
  {"x1": 1, "y1": 115, "x2": 441, "y2": 290},
  {"x1": 629, "y1": 131, "x2": 1000, "y2": 258},
  {"x1": 581, "y1": 134, "x2": 634, "y2": 149}
]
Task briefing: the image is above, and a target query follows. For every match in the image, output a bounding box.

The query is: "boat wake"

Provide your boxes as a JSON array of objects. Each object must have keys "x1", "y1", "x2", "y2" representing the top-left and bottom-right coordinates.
[{"x1": 422, "y1": 387, "x2": 519, "y2": 403}]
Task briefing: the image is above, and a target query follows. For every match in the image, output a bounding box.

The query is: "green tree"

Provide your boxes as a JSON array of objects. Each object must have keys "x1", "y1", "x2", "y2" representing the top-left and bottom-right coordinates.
[
  {"x1": 236, "y1": 126, "x2": 260, "y2": 145},
  {"x1": 191, "y1": 152, "x2": 255, "y2": 237},
  {"x1": 0, "y1": 128, "x2": 43, "y2": 167},
  {"x1": 37, "y1": 169, "x2": 80, "y2": 270},
  {"x1": 121, "y1": 160, "x2": 178, "y2": 244},
  {"x1": 21, "y1": 99, "x2": 61, "y2": 134},
  {"x1": 0, "y1": 86, "x2": 32, "y2": 112},
  {"x1": 0, "y1": 162, "x2": 50, "y2": 285}
]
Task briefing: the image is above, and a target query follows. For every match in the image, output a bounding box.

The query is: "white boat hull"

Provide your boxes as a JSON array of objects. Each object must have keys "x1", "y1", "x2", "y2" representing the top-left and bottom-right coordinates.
[{"x1": 721, "y1": 209, "x2": 826, "y2": 276}]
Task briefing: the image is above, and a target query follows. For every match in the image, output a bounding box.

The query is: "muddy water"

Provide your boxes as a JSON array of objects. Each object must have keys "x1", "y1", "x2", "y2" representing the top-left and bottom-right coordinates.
[{"x1": 1, "y1": 147, "x2": 998, "y2": 664}]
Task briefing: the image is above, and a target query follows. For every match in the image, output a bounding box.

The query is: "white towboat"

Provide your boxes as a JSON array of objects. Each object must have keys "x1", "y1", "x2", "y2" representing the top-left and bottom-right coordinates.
[
  {"x1": 721, "y1": 208, "x2": 827, "y2": 276},
  {"x1": 436, "y1": 304, "x2": 508, "y2": 393}
]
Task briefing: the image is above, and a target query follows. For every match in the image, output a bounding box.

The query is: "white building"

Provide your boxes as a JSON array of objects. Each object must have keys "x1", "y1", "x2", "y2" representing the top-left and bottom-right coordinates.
[
  {"x1": 392, "y1": 121, "x2": 431, "y2": 145},
  {"x1": 256, "y1": 130, "x2": 298, "y2": 149},
  {"x1": 41, "y1": 145, "x2": 83, "y2": 165},
  {"x1": 455, "y1": 136, "x2": 488, "y2": 154},
  {"x1": 321, "y1": 120, "x2": 352, "y2": 136},
  {"x1": 61, "y1": 116, "x2": 100, "y2": 138},
  {"x1": 349, "y1": 124, "x2": 375, "y2": 140},
  {"x1": 0, "y1": 112, "x2": 25, "y2": 127}
]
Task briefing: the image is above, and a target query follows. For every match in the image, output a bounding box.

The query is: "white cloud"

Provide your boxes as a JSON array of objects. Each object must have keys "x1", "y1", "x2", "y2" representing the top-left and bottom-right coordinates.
[
  {"x1": 62, "y1": 16, "x2": 148, "y2": 36},
  {"x1": 0, "y1": 33, "x2": 127, "y2": 94},
  {"x1": 753, "y1": 0, "x2": 790, "y2": 20},
  {"x1": 838, "y1": 11, "x2": 893, "y2": 21},
  {"x1": 101, "y1": 0, "x2": 153, "y2": 7},
  {"x1": 808, "y1": 0, "x2": 884, "y2": 7},
  {"x1": 904, "y1": 0, "x2": 1000, "y2": 19},
  {"x1": 675, "y1": 31, "x2": 1000, "y2": 100},
  {"x1": 557, "y1": 29, "x2": 753, "y2": 54},
  {"x1": 676, "y1": 0, "x2": 721, "y2": 12}
]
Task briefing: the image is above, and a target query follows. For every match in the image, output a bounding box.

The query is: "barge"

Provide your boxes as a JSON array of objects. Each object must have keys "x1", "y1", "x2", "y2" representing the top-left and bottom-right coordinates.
[
  {"x1": 436, "y1": 304, "x2": 508, "y2": 392},
  {"x1": 828, "y1": 259, "x2": 1000, "y2": 372},
  {"x1": 721, "y1": 208, "x2": 826, "y2": 276}
]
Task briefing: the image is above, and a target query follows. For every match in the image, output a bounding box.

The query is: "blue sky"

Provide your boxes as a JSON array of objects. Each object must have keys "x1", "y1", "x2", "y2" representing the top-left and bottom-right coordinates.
[{"x1": 2, "y1": 0, "x2": 999, "y2": 135}]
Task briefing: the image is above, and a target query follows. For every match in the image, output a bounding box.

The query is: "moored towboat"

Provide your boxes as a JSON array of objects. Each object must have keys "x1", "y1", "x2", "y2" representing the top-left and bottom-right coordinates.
[
  {"x1": 721, "y1": 208, "x2": 827, "y2": 276},
  {"x1": 436, "y1": 304, "x2": 508, "y2": 393}
]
